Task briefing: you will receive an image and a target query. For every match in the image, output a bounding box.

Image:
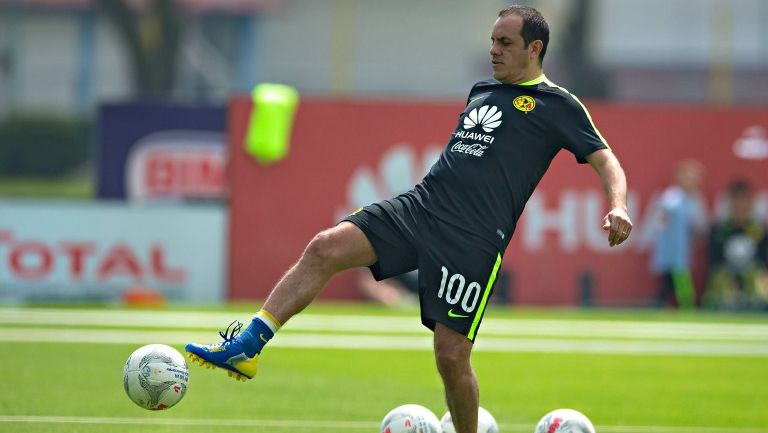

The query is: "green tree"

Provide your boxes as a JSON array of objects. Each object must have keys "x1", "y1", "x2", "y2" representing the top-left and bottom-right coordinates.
[
  {"x1": 559, "y1": 0, "x2": 608, "y2": 98},
  {"x1": 101, "y1": 0, "x2": 182, "y2": 99}
]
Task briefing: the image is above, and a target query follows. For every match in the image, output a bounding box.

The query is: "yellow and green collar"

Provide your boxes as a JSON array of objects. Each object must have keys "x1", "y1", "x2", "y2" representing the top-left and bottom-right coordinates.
[{"x1": 516, "y1": 74, "x2": 546, "y2": 86}]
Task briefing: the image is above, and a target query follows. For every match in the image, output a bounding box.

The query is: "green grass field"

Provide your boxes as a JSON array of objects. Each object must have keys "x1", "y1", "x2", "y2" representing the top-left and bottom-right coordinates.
[{"x1": 1, "y1": 303, "x2": 767, "y2": 433}]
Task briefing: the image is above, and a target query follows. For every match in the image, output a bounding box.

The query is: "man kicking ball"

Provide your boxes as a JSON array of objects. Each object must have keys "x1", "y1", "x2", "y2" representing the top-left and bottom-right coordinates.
[{"x1": 186, "y1": 5, "x2": 632, "y2": 433}]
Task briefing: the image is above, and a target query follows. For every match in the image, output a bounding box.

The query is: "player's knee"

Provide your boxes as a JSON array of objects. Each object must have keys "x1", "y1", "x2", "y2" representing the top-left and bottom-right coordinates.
[
  {"x1": 304, "y1": 230, "x2": 346, "y2": 271},
  {"x1": 434, "y1": 340, "x2": 469, "y2": 378}
]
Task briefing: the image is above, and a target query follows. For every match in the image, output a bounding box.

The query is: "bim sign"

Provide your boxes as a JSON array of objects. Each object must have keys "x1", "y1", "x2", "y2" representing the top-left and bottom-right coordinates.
[{"x1": 126, "y1": 131, "x2": 227, "y2": 201}]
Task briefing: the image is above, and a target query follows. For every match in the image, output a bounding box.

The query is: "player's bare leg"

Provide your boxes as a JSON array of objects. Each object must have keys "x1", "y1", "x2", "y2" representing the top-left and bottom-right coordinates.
[
  {"x1": 186, "y1": 222, "x2": 376, "y2": 380},
  {"x1": 262, "y1": 221, "x2": 377, "y2": 323},
  {"x1": 434, "y1": 323, "x2": 478, "y2": 433}
]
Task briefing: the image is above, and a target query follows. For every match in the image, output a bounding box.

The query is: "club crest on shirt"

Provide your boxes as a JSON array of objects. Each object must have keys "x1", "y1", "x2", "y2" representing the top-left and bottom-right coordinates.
[{"x1": 513, "y1": 95, "x2": 536, "y2": 113}]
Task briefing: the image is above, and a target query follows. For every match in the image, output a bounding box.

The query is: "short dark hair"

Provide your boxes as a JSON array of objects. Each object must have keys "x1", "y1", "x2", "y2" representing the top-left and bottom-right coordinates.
[
  {"x1": 498, "y1": 5, "x2": 550, "y2": 64},
  {"x1": 728, "y1": 179, "x2": 752, "y2": 198}
]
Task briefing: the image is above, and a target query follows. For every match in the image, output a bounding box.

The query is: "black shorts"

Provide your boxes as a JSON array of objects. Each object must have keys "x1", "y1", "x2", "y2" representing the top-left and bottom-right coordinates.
[{"x1": 342, "y1": 193, "x2": 503, "y2": 342}]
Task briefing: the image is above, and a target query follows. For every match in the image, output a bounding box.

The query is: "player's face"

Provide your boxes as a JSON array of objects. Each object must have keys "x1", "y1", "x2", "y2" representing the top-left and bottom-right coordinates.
[
  {"x1": 490, "y1": 14, "x2": 538, "y2": 83},
  {"x1": 731, "y1": 194, "x2": 754, "y2": 222}
]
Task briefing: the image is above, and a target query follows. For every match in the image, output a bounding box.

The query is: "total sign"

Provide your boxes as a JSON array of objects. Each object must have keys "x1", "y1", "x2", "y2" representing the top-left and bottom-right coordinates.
[{"x1": 0, "y1": 201, "x2": 226, "y2": 302}]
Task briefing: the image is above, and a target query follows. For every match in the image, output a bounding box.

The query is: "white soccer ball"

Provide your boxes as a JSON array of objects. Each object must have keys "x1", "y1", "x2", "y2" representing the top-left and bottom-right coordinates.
[
  {"x1": 380, "y1": 404, "x2": 441, "y2": 433},
  {"x1": 123, "y1": 344, "x2": 189, "y2": 410},
  {"x1": 440, "y1": 406, "x2": 499, "y2": 433},
  {"x1": 535, "y1": 408, "x2": 596, "y2": 433}
]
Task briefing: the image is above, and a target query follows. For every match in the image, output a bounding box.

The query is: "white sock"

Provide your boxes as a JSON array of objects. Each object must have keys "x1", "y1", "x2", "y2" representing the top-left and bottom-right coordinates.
[{"x1": 254, "y1": 310, "x2": 280, "y2": 333}]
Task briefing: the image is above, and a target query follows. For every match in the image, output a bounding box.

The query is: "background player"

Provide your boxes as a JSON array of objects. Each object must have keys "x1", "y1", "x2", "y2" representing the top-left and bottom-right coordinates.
[
  {"x1": 649, "y1": 160, "x2": 707, "y2": 308},
  {"x1": 187, "y1": 5, "x2": 632, "y2": 433}
]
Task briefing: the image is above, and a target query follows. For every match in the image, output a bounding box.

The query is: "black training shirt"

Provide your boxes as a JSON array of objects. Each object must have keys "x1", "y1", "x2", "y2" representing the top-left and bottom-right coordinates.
[{"x1": 410, "y1": 75, "x2": 609, "y2": 251}]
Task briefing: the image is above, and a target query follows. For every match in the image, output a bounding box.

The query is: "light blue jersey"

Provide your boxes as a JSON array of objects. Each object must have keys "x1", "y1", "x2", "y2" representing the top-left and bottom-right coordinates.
[{"x1": 650, "y1": 186, "x2": 707, "y2": 273}]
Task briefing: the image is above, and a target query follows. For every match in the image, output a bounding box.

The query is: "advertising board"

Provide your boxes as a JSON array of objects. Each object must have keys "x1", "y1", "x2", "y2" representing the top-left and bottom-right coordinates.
[
  {"x1": 0, "y1": 201, "x2": 226, "y2": 303},
  {"x1": 227, "y1": 97, "x2": 767, "y2": 304},
  {"x1": 97, "y1": 103, "x2": 227, "y2": 201}
]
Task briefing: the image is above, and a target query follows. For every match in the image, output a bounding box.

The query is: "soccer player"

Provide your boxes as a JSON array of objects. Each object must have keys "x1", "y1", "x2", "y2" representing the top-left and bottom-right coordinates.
[{"x1": 186, "y1": 5, "x2": 632, "y2": 433}]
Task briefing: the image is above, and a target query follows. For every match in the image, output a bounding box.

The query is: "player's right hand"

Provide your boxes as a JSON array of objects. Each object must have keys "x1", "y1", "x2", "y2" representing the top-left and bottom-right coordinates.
[{"x1": 602, "y1": 207, "x2": 632, "y2": 247}]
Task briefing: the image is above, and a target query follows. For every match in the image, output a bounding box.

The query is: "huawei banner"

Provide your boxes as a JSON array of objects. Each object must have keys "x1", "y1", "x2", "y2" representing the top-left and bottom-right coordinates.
[{"x1": 227, "y1": 97, "x2": 768, "y2": 305}]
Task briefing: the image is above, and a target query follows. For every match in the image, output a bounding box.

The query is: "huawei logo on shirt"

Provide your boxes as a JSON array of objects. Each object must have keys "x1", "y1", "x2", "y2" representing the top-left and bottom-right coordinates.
[{"x1": 463, "y1": 105, "x2": 502, "y2": 133}]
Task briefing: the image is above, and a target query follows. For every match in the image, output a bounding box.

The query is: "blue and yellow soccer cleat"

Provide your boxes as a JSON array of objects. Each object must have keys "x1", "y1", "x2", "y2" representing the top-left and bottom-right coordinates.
[{"x1": 185, "y1": 321, "x2": 258, "y2": 382}]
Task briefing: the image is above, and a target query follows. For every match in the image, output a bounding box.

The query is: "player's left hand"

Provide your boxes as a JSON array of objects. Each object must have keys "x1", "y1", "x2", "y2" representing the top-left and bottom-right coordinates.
[{"x1": 602, "y1": 207, "x2": 632, "y2": 247}]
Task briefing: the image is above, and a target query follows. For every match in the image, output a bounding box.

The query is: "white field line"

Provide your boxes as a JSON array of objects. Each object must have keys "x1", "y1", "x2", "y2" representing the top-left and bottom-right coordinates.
[
  {"x1": 1, "y1": 416, "x2": 767, "y2": 433},
  {"x1": 1, "y1": 328, "x2": 767, "y2": 357},
  {"x1": 1, "y1": 308, "x2": 768, "y2": 341}
]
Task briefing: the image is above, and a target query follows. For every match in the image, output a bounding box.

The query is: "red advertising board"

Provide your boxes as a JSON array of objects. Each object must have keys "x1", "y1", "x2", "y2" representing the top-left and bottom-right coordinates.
[{"x1": 227, "y1": 96, "x2": 768, "y2": 305}]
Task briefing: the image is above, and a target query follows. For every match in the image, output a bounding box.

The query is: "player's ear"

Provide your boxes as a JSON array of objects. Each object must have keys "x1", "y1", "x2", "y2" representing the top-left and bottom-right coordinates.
[{"x1": 529, "y1": 40, "x2": 543, "y2": 61}]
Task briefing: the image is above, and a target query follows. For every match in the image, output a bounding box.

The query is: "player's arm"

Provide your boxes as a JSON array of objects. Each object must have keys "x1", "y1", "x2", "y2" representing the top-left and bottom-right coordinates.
[{"x1": 585, "y1": 148, "x2": 632, "y2": 247}]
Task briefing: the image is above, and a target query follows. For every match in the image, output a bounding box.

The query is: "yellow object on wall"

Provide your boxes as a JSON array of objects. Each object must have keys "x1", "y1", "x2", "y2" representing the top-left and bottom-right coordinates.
[{"x1": 245, "y1": 83, "x2": 300, "y2": 164}]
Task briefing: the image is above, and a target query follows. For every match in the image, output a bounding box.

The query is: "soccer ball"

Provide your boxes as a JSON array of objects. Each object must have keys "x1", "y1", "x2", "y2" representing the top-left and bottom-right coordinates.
[
  {"x1": 440, "y1": 406, "x2": 499, "y2": 433},
  {"x1": 380, "y1": 404, "x2": 441, "y2": 433},
  {"x1": 535, "y1": 408, "x2": 596, "y2": 433},
  {"x1": 123, "y1": 344, "x2": 189, "y2": 410}
]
